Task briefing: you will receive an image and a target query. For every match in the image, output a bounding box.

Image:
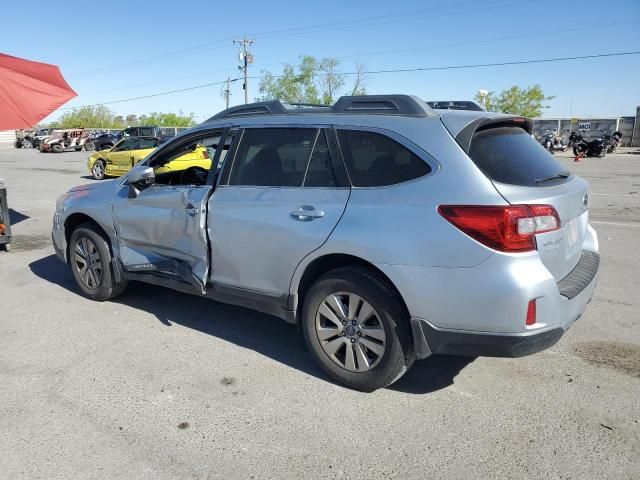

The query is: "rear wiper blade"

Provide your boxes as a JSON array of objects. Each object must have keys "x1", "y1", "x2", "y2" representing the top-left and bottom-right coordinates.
[{"x1": 535, "y1": 172, "x2": 570, "y2": 184}]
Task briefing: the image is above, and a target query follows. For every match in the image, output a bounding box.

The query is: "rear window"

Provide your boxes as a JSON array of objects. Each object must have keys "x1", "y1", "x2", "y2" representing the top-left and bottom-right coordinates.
[{"x1": 469, "y1": 127, "x2": 570, "y2": 187}]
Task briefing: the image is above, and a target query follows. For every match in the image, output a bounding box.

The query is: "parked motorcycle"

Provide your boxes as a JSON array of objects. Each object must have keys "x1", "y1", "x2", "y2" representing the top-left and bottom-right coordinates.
[
  {"x1": 569, "y1": 131, "x2": 607, "y2": 159},
  {"x1": 538, "y1": 129, "x2": 568, "y2": 153},
  {"x1": 607, "y1": 130, "x2": 623, "y2": 153}
]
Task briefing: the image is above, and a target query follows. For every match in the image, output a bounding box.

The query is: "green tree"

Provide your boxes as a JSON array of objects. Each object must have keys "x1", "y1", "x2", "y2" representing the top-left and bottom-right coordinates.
[
  {"x1": 56, "y1": 105, "x2": 122, "y2": 128},
  {"x1": 257, "y1": 55, "x2": 367, "y2": 105},
  {"x1": 137, "y1": 111, "x2": 197, "y2": 127},
  {"x1": 476, "y1": 85, "x2": 554, "y2": 117}
]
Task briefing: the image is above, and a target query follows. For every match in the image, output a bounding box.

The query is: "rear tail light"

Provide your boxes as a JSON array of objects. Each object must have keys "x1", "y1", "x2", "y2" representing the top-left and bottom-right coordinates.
[
  {"x1": 0, "y1": 223, "x2": 4, "y2": 235},
  {"x1": 202, "y1": 149, "x2": 209, "y2": 159},
  {"x1": 438, "y1": 204, "x2": 560, "y2": 252}
]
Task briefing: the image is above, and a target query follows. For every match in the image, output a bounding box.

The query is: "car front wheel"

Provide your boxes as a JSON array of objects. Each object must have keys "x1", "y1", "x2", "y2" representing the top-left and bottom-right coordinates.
[
  {"x1": 92, "y1": 160, "x2": 106, "y2": 180},
  {"x1": 69, "y1": 223, "x2": 127, "y2": 301},
  {"x1": 301, "y1": 266, "x2": 414, "y2": 391}
]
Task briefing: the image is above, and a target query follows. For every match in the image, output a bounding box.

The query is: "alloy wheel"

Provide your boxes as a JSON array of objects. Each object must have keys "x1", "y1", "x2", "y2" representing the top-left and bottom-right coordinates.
[
  {"x1": 73, "y1": 237, "x2": 103, "y2": 289},
  {"x1": 92, "y1": 162, "x2": 104, "y2": 179},
  {"x1": 315, "y1": 292, "x2": 387, "y2": 372}
]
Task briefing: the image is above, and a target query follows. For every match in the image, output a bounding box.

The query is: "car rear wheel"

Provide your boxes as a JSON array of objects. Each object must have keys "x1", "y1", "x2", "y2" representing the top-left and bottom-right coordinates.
[
  {"x1": 51, "y1": 144, "x2": 64, "y2": 153},
  {"x1": 301, "y1": 266, "x2": 414, "y2": 391},
  {"x1": 92, "y1": 160, "x2": 106, "y2": 180},
  {"x1": 22, "y1": 139, "x2": 33, "y2": 148},
  {"x1": 84, "y1": 142, "x2": 94, "y2": 151},
  {"x1": 69, "y1": 223, "x2": 127, "y2": 301}
]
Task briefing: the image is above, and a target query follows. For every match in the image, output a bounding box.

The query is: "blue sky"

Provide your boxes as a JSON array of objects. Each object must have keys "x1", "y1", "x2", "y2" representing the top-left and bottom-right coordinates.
[{"x1": 2, "y1": 0, "x2": 639, "y2": 123}]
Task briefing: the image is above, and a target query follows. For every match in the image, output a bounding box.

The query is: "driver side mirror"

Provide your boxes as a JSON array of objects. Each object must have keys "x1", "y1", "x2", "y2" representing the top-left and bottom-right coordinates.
[{"x1": 127, "y1": 167, "x2": 155, "y2": 197}]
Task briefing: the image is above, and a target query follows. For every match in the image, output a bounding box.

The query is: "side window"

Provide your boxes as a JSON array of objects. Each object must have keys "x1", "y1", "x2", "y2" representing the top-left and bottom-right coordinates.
[
  {"x1": 228, "y1": 128, "x2": 316, "y2": 187},
  {"x1": 337, "y1": 130, "x2": 431, "y2": 187},
  {"x1": 113, "y1": 139, "x2": 136, "y2": 151},
  {"x1": 135, "y1": 138, "x2": 158, "y2": 150},
  {"x1": 304, "y1": 130, "x2": 337, "y2": 187},
  {"x1": 138, "y1": 127, "x2": 155, "y2": 136}
]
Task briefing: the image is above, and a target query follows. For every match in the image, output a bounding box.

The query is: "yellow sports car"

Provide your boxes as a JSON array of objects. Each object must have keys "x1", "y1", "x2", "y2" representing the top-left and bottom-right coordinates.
[{"x1": 87, "y1": 136, "x2": 211, "y2": 180}]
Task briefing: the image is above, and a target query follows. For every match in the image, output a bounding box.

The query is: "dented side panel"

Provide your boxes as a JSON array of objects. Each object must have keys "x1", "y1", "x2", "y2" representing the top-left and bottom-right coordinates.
[{"x1": 112, "y1": 184, "x2": 211, "y2": 290}]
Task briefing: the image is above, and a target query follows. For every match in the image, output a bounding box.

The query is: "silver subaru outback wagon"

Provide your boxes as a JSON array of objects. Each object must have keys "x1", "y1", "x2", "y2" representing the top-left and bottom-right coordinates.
[{"x1": 52, "y1": 95, "x2": 599, "y2": 391}]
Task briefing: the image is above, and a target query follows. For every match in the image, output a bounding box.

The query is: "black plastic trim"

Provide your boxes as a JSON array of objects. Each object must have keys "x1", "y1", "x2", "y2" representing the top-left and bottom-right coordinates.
[
  {"x1": 454, "y1": 116, "x2": 533, "y2": 154},
  {"x1": 207, "y1": 95, "x2": 433, "y2": 121},
  {"x1": 121, "y1": 270, "x2": 296, "y2": 324},
  {"x1": 412, "y1": 319, "x2": 565, "y2": 358},
  {"x1": 557, "y1": 250, "x2": 599, "y2": 300}
]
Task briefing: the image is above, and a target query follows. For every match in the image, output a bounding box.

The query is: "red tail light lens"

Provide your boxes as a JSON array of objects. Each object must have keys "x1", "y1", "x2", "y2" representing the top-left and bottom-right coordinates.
[
  {"x1": 202, "y1": 149, "x2": 209, "y2": 159},
  {"x1": 526, "y1": 299, "x2": 537, "y2": 326},
  {"x1": 438, "y1": 204, "x2": 560, "y2": 252}
]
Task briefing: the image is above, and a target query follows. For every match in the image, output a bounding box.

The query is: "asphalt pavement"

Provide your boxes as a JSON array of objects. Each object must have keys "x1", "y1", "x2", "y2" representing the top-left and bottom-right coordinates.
[{"x1": 0, "y1": 147, "x2": 638, "y2": 479}]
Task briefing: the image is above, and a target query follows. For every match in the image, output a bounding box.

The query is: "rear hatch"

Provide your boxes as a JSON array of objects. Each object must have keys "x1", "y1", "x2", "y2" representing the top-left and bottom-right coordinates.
[{"x1": 446, "y1": 116, "x2": 589, "y2": 281}]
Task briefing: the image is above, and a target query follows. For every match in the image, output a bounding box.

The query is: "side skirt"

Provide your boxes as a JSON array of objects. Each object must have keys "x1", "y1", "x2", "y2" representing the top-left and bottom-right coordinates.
[{"x1": 118, "y1": 265, "x2": 297, "y2": 324}]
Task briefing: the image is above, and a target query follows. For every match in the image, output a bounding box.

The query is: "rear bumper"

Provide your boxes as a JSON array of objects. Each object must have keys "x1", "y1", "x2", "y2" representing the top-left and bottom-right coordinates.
[
  {"x1": 411, "y1": 318, "x2": 566, "y2": 357},
  {"x1": 408, "y1": 252, "x2": 598, "y2": 359}
]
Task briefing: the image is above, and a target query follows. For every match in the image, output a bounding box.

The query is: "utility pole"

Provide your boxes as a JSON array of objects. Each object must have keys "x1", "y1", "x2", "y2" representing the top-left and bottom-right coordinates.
[
  {"x1": 233, "y1": 36, "x2": 254, "y2": 104},
  {"x1": 221, "y1": 76, "x2": 231, "y2": 109}
]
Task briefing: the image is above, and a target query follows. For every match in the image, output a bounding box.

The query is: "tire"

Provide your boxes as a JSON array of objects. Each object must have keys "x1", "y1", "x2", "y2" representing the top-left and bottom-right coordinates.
[
  {"x1": 75, "y1": 147, "x2": 82, "y2": 152},
  {"x1": 92, "y1": 160, "x2": 106, "y2": 180},
  {"x1": 0, "y1": 243, "x2": 10, "y2": 252},
  {"x1": 69, "y1": 223, "x2": 127, "y2": 301},
  {"x1": 84, "y1": 142, "x2": 94, "y2": 151},
  {"x1": 301, "y1": 266, "x2": 415, "y2": 391},
  {"x1": 51, "y1": 143, "x2": 64, "y2": 153},
  {"x1": 22, "y1": 139, "x2": 33, "y2": 148}
]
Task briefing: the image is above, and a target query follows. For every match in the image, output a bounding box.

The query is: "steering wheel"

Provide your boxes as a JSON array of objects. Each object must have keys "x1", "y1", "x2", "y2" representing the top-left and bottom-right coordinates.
[{"x1": 179, "y1": 167, "x2": 208, "y2": 185}]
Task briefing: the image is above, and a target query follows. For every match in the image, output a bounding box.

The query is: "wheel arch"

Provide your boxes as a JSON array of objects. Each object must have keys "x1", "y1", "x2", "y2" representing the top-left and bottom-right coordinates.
[
  {"x1": 64, "y1": 213, "x2": 111, "y2": 261},
  {"x1": 293, "y1": 253, "x2": 411, "y2": 322}
]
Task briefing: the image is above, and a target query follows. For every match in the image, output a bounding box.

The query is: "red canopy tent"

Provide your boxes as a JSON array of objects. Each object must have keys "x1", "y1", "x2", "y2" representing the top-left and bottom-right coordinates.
[{"x1": 0, "y1": 53, "x2": 76, "y2": 130}]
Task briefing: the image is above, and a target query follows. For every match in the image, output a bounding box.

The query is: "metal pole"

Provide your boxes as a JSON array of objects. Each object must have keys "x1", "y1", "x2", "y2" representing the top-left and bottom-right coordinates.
[{"x1": 243, "y1": 53, "x2": 248, "y2": 105}]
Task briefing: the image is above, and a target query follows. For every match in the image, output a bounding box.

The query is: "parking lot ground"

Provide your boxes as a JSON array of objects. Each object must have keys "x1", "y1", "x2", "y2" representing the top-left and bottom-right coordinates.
[{"x1": 1, "y1": 148, "x2": 639, "y2": 479}]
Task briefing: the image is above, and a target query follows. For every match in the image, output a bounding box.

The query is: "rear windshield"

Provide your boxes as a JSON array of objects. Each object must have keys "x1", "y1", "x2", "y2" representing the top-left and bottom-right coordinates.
[{"x1": 468, "y1": 126, "x2": 570, "y2": 187}]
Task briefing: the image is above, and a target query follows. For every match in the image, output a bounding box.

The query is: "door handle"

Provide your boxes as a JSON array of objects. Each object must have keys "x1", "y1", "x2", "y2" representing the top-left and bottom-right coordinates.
[
  {"x1": 290, "y1": 205, "x2": 325, "y2": 221},
  {"x1": 186, "y1": 203, "x2": 199, "y2": 217}
]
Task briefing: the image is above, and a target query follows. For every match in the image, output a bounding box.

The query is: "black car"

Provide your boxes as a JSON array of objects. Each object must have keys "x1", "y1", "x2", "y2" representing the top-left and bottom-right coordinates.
[{"x1": 91, "y1": 126, "x2": 172, "y2": 151}]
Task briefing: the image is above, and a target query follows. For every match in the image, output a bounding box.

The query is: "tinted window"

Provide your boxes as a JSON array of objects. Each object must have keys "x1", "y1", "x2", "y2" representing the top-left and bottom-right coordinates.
[
  {"x1": 113, "y1": 139, "x2": 137, "y2": 151},
  {"x1": 138, "y1": 127, "x2": 155, "y2": 136},
  {"x1": 304, "y1": 131, "x2": 337, "y2": 187},
  {"x1": 229, "y1": 128, "x2": 316, "y2": 187},
  {"x1": 469, "y1": 127, "x2": 570, "y2": 187},
  {"x1": 337, "y1": 130, "x2": 431, "y2": 187},
  {"x1": 135, "y1": 138, "x2": 158, "y2": 149}
]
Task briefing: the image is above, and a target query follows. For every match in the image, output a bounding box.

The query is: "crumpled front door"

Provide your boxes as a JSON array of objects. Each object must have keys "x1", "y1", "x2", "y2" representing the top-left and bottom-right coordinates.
[{"x1": 112, "y1": 183, "x2": 211, "y2": 293}]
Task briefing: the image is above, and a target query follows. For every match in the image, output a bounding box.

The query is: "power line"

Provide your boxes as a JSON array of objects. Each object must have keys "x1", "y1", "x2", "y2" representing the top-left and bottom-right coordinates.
[
  {"x1": 60, "y1": 51, "x2": 640, "y2": 111},
  {"x1": 66, "y1": 0, "x2": 529, "y2": 78},
  {"x1": 59, "y1": 79, "x2": 237, "y2": 110},
  {"x1": 77, "y1": 19, "x2": 639, "y2": 96}
]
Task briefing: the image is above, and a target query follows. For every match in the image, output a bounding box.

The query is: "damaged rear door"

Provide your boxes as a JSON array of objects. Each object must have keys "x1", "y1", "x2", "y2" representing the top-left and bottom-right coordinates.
[{"x1": 111, "y1": 128, "x2": 227, "y2": 293}]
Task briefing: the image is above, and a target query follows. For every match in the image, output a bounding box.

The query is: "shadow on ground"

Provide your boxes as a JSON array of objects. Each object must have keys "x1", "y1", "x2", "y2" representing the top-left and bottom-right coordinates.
[
  {"x1": 29, "y1": 253, "x2": 473, "y2": 394},
  {"x1": 8, "y1": 208, "x2": 29, "y2": 225}
]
